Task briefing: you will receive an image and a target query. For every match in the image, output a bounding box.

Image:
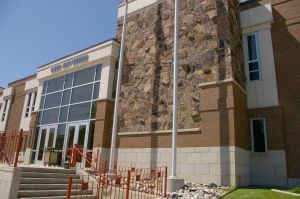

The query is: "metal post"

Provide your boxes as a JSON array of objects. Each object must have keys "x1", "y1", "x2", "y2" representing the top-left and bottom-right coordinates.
[
  {"x1": 171, "y1": 0, "x2": 180, "y2": 178},
  {"x1": 109, "y1": 0, "x2": 129, "y2": 172},
  {"x1": 164, "y1": 167, "x2": 168, "y2": 197},
  {"x1": 125, "y1": 170, "x2": 131, "y2": 199},
  {"x1": 66, "y1": 176, "x2": 72, "y2": 199},
  {"x1": 14, "y1": 129, "x2": 23, "y2": 167},
  {"x1": 167, "y1": 0, "x2": 185, "y2": 192}
]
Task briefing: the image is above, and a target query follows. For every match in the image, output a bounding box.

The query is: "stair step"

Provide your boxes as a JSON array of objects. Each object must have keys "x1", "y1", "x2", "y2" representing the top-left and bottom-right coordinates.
[
  {"x1": 20, "y1": 178, "x2": 81, "y2": 184},
  {"x1": 19, "y1": 184, "x2": 80, "y2": 191},
  {"x1": 21, "y1": 172, "x2": 80, "y2": 179},
  {"x1": 18, "y1": 195, "x2": 96, "y2": 199},
  {"x1": 18, "y1": 189, "x2": 93, "y2": 198},
  {"x1": 19, "y1": 167, "x2": 76, "y2": 174}
]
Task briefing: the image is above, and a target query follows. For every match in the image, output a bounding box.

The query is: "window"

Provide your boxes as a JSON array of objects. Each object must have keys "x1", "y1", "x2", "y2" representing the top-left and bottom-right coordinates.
[
  {"x1": 64, "y1": 74, "x2": 73, "y2": 89},
  {"x1": 55, "y1": 124, "x2": 65, "y2": 150},
  {"x1": 44, "y1": 92, "x2": 62, "y2": 109},
  {"x1": 41, "y1": 108, "x2": 59, "y2": 124},
  {"x1": 1, "y1": 100, "x2": 8, "y2": 122},
  {"x1": 70, "y1": 84, "x2": 93, "y2": 104},
  {"x1": 245, "y1": 33, "x2": 260, "y2": 81},
  {"x1": 240, "y1": 0, "x2": 251, "y2": 3},
  {"x1": 24, "y1": 91, "x2": 37, "y2": 118},
  {"x1": 39, "y1": 64, "x2": 102, "y2": 126},
  {"x1": 61, "y1": 90, "x2": 71, "y2": 106},
  {"x1": 59, "y1": 106, "x2": 68, "y2": 122},
  {"x1": 73, "y1": 67, "x2": 95, "y2": 86},
  {"x1": 93, "y1": 82, "x2": 100, "y2": 100},
  {"x1": 68, "y1": 102, "x2": 91, "y2": 121},
  {"x1": 47, "y1": 76, "x2": 64, "y2": 93},
  {"x1": 251, "y1": 118, "x2": 267, "y2": 152},
  {"x1": 32, "y1": 91, "x2": 37, "y2": 112},
  {"x1": 24, "y1": 92, "x2": 32, "y2": 118}
]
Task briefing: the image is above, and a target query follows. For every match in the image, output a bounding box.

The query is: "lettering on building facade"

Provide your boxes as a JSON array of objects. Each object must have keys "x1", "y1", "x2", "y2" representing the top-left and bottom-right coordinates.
[{"x1": 50, "y1": 54, "x2": 89, "y2": 73}]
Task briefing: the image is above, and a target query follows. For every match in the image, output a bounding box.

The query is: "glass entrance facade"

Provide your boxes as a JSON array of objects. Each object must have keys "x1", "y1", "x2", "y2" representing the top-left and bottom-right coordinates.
[{"x1": 33, "y1": 65, "x2": 101, "y2": 164}]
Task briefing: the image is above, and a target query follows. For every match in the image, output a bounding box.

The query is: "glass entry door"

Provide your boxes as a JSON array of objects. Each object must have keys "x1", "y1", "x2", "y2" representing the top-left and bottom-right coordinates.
[
  {"x1": 35, "y1": 125, "x2": 57, "y2": 165},
  {"x1": 63, "y1": 122, "x2": 89, "y2": 164}
]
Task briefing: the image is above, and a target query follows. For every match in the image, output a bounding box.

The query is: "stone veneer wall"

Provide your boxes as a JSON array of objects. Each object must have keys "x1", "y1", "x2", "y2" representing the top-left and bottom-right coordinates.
[
  {"x1": 116, "y1": 0, "x2": 246, "y2": 132},
  {"x1": 97, "y1": 146, "x2": 247, "y2": 186},
  {"x1": 95, "y1": 147, "x2": 287, "y2": 187},
  {"x1": 0, "y1": 167, "x2": 20, "y2": 199},
  {"x1": 250, "y1": 150, "x2": 287, "y2": 187}
]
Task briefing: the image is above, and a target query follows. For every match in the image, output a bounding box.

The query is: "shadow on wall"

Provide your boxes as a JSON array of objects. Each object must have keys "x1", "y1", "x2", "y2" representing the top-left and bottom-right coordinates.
[
  {"x1": 216, "y1": 0, "x2": 245, "y2": 186},
  {"x1": 150, "y1": 3, "x2": 167, "y2": 169},
  {"x1": 268, "y1": 5, "x2": 300, "y2": 183}
]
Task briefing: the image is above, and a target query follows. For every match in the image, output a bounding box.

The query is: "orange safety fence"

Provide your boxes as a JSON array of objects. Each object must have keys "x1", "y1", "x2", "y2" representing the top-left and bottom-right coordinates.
[{"x1": 66, "y1": 145, "x2": 168, "y2": 199}]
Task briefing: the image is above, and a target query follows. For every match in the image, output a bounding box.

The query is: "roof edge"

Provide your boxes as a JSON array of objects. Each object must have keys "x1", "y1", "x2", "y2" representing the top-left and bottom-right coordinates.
[
  {"x1": 37, "y1": 38, "x2": 119, "y2": 69},
  {"x1": 8, "y1": 74, "x2": 36, "y2": 86}
]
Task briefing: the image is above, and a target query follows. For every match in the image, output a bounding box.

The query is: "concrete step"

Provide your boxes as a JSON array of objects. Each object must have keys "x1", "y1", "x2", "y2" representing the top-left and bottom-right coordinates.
[
  {"x1": 21, "y1": 172, "x2": 80, "y2": 179},
  {"x1": 18, "y1": 195, "x2": 96, "y2": 199},
  {"x1": 19, "y1": 184, "x2": 80, "y2": 191},
  {"x1": 19, "y1": 167, "x2": 76, "y2": 174},
  {"x1": 20, "y1": 178, "x2": 81, "y2": 184},
  {"x1": 18, "y1": 189, "x2": 93, "y2": 198}
]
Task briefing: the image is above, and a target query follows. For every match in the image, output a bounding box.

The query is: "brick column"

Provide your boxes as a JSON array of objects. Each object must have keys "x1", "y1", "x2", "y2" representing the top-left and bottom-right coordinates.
[{"x1": 93, "y1": 99, "x2": 114, "y2": 161}]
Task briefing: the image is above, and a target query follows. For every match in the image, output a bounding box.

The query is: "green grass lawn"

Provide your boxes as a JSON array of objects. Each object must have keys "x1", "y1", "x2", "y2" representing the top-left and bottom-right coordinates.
[
  {"x1": 287, "y1": 187, "x2": 300, "y2": 194},
  {"x1": 222, "y1": 188, "x2": 300, "y2": 199}
]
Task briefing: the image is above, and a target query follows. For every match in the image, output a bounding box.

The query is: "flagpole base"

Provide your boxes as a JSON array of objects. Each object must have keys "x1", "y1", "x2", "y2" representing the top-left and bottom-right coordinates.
[{"x1": 167, "y1": 176, "x2": 184, "y2": 193}]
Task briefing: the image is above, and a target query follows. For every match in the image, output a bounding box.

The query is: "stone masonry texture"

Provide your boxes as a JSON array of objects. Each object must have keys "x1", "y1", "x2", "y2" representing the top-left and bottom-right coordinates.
[{"x1": 116, "y1": 0, "x2": 246, "y2": 133}]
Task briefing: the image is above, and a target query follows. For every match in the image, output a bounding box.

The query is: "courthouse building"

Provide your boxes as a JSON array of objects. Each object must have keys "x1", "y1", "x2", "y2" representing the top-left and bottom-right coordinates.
[{"x1": 0, "y1": 0, "x2": 300, "y2": 187}]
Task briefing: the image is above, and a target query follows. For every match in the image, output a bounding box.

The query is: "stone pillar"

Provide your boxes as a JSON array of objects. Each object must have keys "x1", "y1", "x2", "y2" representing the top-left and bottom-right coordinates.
[{"x1": 0, "y1": 167, "x2": 21, "y2": 199}]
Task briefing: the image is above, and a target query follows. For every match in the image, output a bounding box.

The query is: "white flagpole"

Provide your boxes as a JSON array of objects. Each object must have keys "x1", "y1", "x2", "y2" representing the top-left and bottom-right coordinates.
[
  {"x1": 109, "y1": 0, "x2": 129, "y2": 172},
  {"x1": 168, "y1": 0, "x2": 184, "y2": 192},
  {"x1": 171, "y1": 0, "x2": 180, "y2": 178}
]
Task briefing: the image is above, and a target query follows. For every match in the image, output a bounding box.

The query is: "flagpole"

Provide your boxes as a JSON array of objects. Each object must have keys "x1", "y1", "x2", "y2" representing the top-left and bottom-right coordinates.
[
  {"x1": 109, "y1": 0, "x2": 128, "y2": 172},
  {"x1": 168, "y1": 0, "x2": 184, "y2": 192},
  {"x1": 171, "y1": 0, "x2": 179, "y2": 179}
]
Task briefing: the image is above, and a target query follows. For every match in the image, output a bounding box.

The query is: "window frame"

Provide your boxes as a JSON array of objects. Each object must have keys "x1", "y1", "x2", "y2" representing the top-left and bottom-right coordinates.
[
  {"x1": 24, "y1": 91, "x2": 38, "y2": 118},
  {"x1": 1, "y1": 99, "x2": 8, "y2": 122},
  {"x1": 244, "y1": 32, "x2": 262, "y2": 82},
  {"x1": 250, "y1": 118, "x2": 268, "y2": 153},
  {"x1": 38, "y1": 64, "x2": 101, "y2": 126}
]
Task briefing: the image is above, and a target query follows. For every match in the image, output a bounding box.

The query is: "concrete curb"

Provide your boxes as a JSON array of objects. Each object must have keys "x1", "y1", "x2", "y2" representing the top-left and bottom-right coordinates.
[
  {"x1": 220, "y1": 188, "x2": 237, "y2": 198},
  {"x1": 271, "y1": 189, "x2": 300, "y2": 197}
]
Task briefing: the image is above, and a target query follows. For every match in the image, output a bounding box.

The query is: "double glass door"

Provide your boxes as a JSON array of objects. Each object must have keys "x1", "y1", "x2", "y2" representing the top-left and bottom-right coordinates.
[
  {"x1": 63, "y1": 122, "x2": 89, "y2": 163},
  {"x1": 35, "y1": 125, "x2": 57, "y2": 164}
]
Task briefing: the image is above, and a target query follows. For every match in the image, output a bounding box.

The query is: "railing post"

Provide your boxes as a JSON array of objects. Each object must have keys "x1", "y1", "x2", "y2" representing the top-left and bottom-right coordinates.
[
  {"x1": 71, "y1": 147, "x2": 76, "y2": 168},
  {"x1": 95, "y1": 149, "x2": 99, "y2": 171},
  {"x1": 13, "y1": 129, "x2": 23, "y2": 167},
  {"x1": 164, "y1": 167, "x2": 168, "y2": 197},
  {"x1": 66, "y1": 176, "x2": 72, "y2": 199},
  {"x1": 126, "y1": 170, "x2": 131, "y2": 199}
]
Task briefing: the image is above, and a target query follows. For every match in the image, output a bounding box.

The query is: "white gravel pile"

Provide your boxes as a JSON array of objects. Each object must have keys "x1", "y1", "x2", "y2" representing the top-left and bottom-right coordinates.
[{"x1": 163, "y1": 182, "x2": 230, "y2": 199}]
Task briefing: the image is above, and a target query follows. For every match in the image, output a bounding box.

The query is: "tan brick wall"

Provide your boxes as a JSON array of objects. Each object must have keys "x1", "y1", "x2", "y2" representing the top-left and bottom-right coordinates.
[
  {"x1": 4, "y1": 75, "x2": 35, "y2": 152},
  {"x1": 233, "y1": 84, "x2": 251, "y2": 150},
  {"x1": 241, "y1": 0, "x2": 300, "y2": 179},
  {"x1": 248, "y1": 106, "x2": 285, "y2": 150},
  {"x1": 94, "y1": 99, "x2": 114, "y2": 148},
  {"x1": 6, "y1": 75, "x2": 35, "y2": 132}
]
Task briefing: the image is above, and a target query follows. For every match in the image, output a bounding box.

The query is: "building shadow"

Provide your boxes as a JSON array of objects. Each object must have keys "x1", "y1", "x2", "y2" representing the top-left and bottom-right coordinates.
[
  {"x1": 150, "y1": 2, "x2": 168, "y2": 169},
  {"x1": 215, "y1": 0, "x2": 234, "y2": 186}
]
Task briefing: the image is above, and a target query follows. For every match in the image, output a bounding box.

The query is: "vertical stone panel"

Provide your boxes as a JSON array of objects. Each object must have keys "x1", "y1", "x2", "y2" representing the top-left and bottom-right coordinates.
[{"x1": 116, "y1": 0, "x2": 245, "y2": 133}]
